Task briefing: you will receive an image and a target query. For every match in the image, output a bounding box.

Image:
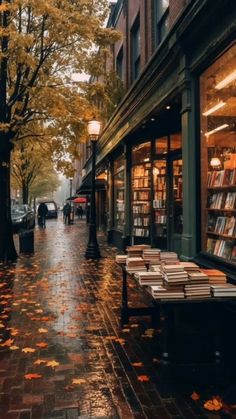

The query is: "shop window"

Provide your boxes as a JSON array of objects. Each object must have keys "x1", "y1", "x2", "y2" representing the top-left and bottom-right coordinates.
[
  {"x1": 114, "y1": 156, "x2": 125, "y2": 231},
  {"x1": 154, "y1": 0, "x2": 169, "y2": 46},
  {"x1": 170, "y1": 133, "x2": 182, "y2": 150},
  {"x1": 131, "y1": 15, "x2": 141, "y2": 82},
  {"x1": 116, "y1": 47, "x2": 124, "y2": 81},
  {"x1": 155, "y1": 136, "x2": 168, "y2": 154},
  {"x1": 200, "y1": 44, "x2": 236, "y2": 264},
  {"x1": 132, "y1": 142, "x2": 151, "y2": 239}
]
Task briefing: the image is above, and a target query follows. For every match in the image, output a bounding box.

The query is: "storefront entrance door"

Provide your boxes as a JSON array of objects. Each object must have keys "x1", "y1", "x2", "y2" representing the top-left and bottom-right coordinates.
[{"x1": 168, "y1": 157, "x2": 183, "y2": 253}]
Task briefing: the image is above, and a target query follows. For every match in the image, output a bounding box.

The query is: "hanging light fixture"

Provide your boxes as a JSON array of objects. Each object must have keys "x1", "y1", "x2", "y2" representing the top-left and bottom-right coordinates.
[{"x1": 210, "y1": 157, "x2": 221, "y2": 168}]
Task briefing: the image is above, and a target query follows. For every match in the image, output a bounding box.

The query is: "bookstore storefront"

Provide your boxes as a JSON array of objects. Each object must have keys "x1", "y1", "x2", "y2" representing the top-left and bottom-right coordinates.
[{"x1": 200, "y1": 43, "x2": 236, "y2": 267}]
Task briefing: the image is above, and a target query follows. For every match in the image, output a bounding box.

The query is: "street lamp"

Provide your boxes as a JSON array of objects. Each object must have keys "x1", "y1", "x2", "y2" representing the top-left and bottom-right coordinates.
[
  {"x1": 85, "y1": 119, "x2": 101, "y2": 259},
  {"x1": 69, "y1": 177, "x2": 73, "y2": 224}
]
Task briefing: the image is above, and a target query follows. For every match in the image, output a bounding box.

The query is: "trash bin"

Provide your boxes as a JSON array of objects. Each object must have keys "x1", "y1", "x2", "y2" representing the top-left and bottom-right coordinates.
[{"x1": 19, "y1": 230, "x2": 34, "y2": 253}]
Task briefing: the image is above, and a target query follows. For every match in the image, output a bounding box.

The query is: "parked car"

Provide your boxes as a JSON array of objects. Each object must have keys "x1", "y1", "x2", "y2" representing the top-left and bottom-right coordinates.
[
  {"x1": 11, "y1": 204, "x2": 35, "y2": 232},
  {"x1": 37, "y1": 201, "x2": 58, "y2": 219}
]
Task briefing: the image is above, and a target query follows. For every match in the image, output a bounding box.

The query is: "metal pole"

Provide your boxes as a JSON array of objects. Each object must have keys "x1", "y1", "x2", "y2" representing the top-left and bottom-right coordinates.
[{"x1": 85, "y1": 140, "x2": 100, "y2": 259}]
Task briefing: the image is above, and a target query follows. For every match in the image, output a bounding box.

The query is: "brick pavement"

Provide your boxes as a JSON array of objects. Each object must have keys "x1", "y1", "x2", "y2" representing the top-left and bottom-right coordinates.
[{"x1": 0, "y1": 217, "x2": 235, "y2": 419}]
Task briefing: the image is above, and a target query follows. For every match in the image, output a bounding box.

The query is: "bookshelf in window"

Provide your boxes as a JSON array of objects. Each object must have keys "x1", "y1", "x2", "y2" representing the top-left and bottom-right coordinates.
[
  {"x1": 114, "y1": 165, "x2": 125, "y2": 231},
  {"x1": 205, "y1": 168, "x2": 236, "y2": 264},
  {"x1": 153, "y1": 161, "x2": 167, "y2": 240},
  {"x1": 132, "y1": 163, "x2": 151, "y2": 237}
]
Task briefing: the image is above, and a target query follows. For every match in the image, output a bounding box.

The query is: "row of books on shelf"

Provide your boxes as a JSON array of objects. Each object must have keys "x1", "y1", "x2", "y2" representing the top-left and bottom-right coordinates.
[
  {"x1": 133, "y1": 217, "x2": 149, "y2": 226},
  {"x1": 153, "y1": 199, "x2": 166, "y2": 209},
  {"x1": 133, "y1": 204, "x2": 150, "y2": 214},
  {"x1": 207, "y1": 168, "x2": 236, "y2": 188},
  {"x1": 116, "y1": 201, "x2": 125, "y2": 212},
  {"x1": 155, "y1": 215, "x2": 167, "y2": 224},
  {"x1": 133, "y1": 228, "x2": 149, "y2": 237},
  {"x1": 133, "y1": 178, "x2": 150, "y2": 188},
  {"x1": 117, "y1": 191, "x2": 124, "y2": 200},
  {"x1": 206, "y1": 238, "x2": 236, "y2": 261},
  {"x1": 132, "y1": 166, "x2": 150, "y2": 177},
  {"x1": 133, "y1": 191, "x2": 150, "y2": 200},
  {"x1": 208, "y1": 191, "x2": 236, "y2": 209},
  {"x1": 208, "y1": 215, "x2": 236, "y2": 236}
]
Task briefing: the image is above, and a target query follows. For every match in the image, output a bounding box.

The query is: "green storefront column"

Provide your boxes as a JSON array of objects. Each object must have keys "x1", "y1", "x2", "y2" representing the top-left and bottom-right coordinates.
[{"x1": 180, "y1": 61, "x2": 198, "y2": 260}]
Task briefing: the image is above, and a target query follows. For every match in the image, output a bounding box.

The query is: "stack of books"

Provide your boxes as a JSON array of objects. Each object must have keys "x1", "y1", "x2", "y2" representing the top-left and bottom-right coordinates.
[
  {"x1": 200, "y1": 269, "x2": 227, "y2": 284},
  {"x1": 211, "y1": 284, "x2": 236, "y2": 297},
  {"x1": 126, "y1": 257, "x2": 147, "y2": 273},
  {"x1": 148, "y1": 285, "x2": 185, "y2": 299},
  {"x1": 162, "y1": 265, "x2": 189, "y2": 286},
  {"x1": 115, "y1": 254, "x2": 127, "y2": 264},
  {"x1": 126, "y1": 245, "x2": 150, "y2": 258},
  {"x1": 160, "y1": 251, "x2": 179, "y2": 265},
  {"x1": 142, "y1": 248, "x2": 161, "y2": 265},
  {"x1": 179, "y1": 261, "x2": 201, "y2": 273},
  {"x1": 184, "y1": 284, "x2": 211, "y2": 298},
  {"x1": 187, "y1": 271, "x2": 209, "y2": 284},
  {"x1": 134, "y1": 270, "x2": 163, "y2": 286}
]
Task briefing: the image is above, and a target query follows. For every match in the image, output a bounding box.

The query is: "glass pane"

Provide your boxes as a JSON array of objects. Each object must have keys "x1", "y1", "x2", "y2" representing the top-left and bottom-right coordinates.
[
  {"x1": 153, "y1": 160, "x2": 167, "y2": 244},
  {"x1": 114, "y1": 157, "x2": 125, "y2": 231},
  {"x1": 173, "y1": 159, "x2": 183, "y2": 234},
  {"x1": 132, "y1": 142, "x2": 151, "y2": 165},
  {"x1": 170, "y1": 133, "x2": 182, "y2": 150},
  {"x1": 200, "y1": 44, "x2": 236, "y2": 263},
  {"x1": 155, "y1": 136, "x2": 168, "y2": 154},
  {"x1": 132, "y1": 163, "x2": 151, "y2": 238}
]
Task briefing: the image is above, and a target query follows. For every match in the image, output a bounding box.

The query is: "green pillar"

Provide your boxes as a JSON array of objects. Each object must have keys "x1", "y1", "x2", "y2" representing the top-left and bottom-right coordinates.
[{"x1": 180, "y1": 59, "x2": 198, "y2": 259}]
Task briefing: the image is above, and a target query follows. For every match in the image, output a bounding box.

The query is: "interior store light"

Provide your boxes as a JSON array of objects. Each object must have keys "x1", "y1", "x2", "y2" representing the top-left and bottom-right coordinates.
[
  {"x1": 205, "y1": 123, "x2": 229, "y2": 137},
  {"x1": 215, "y1": 70, "x2": 236, "y2": 89},
  {"x1": 202, "y1": 101, "x2": 226, "y2": 116},
  {"x1": 210, "y1": 157, "x2": 221, "y2": 168}
]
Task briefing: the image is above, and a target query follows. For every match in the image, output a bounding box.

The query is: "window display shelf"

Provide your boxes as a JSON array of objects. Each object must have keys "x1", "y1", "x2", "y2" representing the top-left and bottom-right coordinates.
[{"x1": 132, "y1": 162, "x2": 151, "y2": 238}]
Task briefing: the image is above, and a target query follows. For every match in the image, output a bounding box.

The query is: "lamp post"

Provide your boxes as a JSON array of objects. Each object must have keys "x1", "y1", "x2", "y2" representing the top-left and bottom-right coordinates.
[
  {"x1": 69, "y1": 178, "x2": 73, "y2": 224},
  {"x1": 85, "y1": 119, "x2": 101, "y2": 259}
]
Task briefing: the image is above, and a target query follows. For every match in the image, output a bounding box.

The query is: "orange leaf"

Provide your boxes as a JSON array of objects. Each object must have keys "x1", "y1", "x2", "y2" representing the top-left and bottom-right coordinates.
[
  {"x1": 24, "y1": 373, "x2": 42, "y2": 380},
  {"x1": 36, "y1": 342, "x2": 48, "y2": 348},
  {"x1": 204, "y1": 398, "x2": 223, "y2": 411},
  {"x1": 38, "y1": 328, "x2": 48, "y2": 333},
  {"x1": 0, "y1": 338, "x2": 14, "y2": 347},
  {"x1": 131, "y1": 362, "x2": 143, "y2": 367},
  {"x1": 137, "y1": 375, "x2": 150, "y2": 382},
  {"x1": 191, "y1": 392, "x2": 200, "y2": 401},
  {"x1": 72, "y1": 378, "x2": 86, "y2": 385}
]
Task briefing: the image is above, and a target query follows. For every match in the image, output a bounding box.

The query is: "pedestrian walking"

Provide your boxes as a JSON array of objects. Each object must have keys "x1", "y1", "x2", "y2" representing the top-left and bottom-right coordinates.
[
  {"x1": 77, "y1": 205, "x2": 83, "y2": 219},
  {"x1": 63, "y1": 202, "x2": 71, "y2": 224},
  {"x1": 37, "y1": 202, "x2": 48, "y2": 228}
]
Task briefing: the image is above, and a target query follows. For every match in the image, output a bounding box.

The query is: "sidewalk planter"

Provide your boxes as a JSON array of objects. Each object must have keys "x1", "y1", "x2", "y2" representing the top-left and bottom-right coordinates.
[{"x1": 19, "y1": 229, "x2": 34, "y2": 253}]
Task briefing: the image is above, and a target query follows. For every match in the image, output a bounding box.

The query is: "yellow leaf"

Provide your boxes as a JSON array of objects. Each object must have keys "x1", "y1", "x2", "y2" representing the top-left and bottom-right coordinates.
[
  {"x1": 38, "y1": 328, "x2": 48, "y2": 333},
  {"x1": 34, "y1": 359, "x2": 46, "y2": 365},
  {"x1": 10, "y1": 345, "x2": 19, "y2": 351},
  {"x1": 72, "y1": 378, "x2": 86, "y2": 385},
  {"x1": 22, "y1": 347, "x2": 36, "y2": 353},
  {"x1": 46, "y1": 360, "x2": 59, "y2": 368}
]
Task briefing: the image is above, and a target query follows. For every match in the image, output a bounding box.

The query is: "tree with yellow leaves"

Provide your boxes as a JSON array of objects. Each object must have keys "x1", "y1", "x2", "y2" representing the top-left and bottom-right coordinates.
[{"x1": 0, "y1": 0, "x2": 119, "y2": 262}]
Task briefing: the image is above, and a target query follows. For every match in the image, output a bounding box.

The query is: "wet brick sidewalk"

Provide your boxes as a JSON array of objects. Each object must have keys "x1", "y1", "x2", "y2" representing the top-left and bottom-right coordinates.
[{"x1": 0, "y1": 218, "x2": 235, "y2": 419}]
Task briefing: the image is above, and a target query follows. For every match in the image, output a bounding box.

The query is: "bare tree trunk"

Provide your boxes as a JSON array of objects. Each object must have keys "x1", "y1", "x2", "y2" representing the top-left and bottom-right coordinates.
[{"x1": 22, "y1": 180, "x2": 28, "y2": 204}]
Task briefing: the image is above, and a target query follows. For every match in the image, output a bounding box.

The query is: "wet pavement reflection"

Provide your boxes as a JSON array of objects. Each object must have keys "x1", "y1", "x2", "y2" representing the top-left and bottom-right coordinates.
[{"x1": 0, "y1": 218, "x2": 235, "y2": 418}]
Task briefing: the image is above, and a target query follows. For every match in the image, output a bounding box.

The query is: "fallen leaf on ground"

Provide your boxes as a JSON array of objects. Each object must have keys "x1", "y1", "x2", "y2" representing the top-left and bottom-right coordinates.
[
  {"x1": 24, "y1": 373, "x2": 42, "y2": 380},
  {"x1": 0, "y1": 338, "x2": 14, "y2": 347},
  {"x1": 191, "y1": 392, "x2": 200, "y2": 401},
  {"x1": 131, "y1": 362, "x2": 143, "y2": 367},
  {"x1": 204, "y1": 398, "x2": 223, "y2": 411},
  {"x1": 36, "y1": 342, "x2": 48, "y2": 348},
  {"x1": 34, "y1": 359, "x2": 46, "y2": 365},
  {"x1": 10, "y1": 345, "x2": 19, "y2": 351},
  {"x1": 137, "y1": 375, "x2": 150, "y2": 382},
  {"x1": 38, "y1": 328, "x2": 48, "y2": 333},
  {"x1": 46, "y1": 360, "x2": 59, "y2": 368},
  {"x1": 72, "y1": 378, "x2": 87, "y2": 385},
  {"x1": 22, "y1": 347, "x2": 36, "y2": 353}
]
